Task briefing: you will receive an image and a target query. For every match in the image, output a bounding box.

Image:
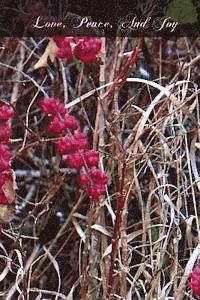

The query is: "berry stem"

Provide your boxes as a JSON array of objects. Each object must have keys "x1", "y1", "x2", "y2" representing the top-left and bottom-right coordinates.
[{"x1": 107, "y1": 161, "x2": 126, "y2": 297}]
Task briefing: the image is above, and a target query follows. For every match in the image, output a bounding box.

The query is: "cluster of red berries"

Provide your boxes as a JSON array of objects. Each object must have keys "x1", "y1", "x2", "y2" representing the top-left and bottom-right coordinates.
[
  {"x1": 40, "y1": 97, "x2": 107, "y2": 201},
  {"x1": 53, "y1": 37, "x2": 102, "y2": 64},
  {"x1": 189, "y1": 264, "x2": 200, "y2": 296},
  {"x1": 0, "y1": 104, "x2": 14, "y2": 204}
]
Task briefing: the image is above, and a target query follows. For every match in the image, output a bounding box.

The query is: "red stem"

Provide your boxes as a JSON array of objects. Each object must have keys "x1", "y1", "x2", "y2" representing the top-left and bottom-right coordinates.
[
  {"x1": 107, "y1": 162, "x2": 126, "y2": 297},
  {"x1": 107, "y1": 38, "x2": 143, "y2": 297}
]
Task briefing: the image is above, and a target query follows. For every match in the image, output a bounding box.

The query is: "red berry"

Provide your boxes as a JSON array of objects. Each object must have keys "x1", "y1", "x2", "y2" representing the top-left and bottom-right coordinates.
[
  {"x1": 58, "y1": 103, "x2": 68, "y2": 115},
  {"x1": 56, "y1": 136, "x2": 77, "y2": 154},
  {"x1": 78, "y1": 174, "x2": 90, "y2": 186},
  {"x1": 66, "y1": 152, "x2": 85, "y2": 169},
  {"x1": 190, "y1": 265, "x2": 200, "y2": 296},
  {"x1": 0, "y1": 124, "x2": 11, "y2": 143},
  {"x1": 87, "y1": 184, "x2": 105, "y2": 201},
  {"x1": 0, "y1": 105, "x2": 14, "y2": 121},
  {"x1": 54, "y1": 37, "x2": 101, "y2": 63},
  {"x1": 57, "y1": 46, "x2": 73, "y2": 60},
  {"x1": 0, "y1": 144, "x2": 12, "y2": 170},
  {"x1": 40, "y1": 98, "x2": 67, "y2": 116},
  {"x1": 57, "y1": 48, "x2": 67, "y2": 59},
  {"x1": 74, "y1": 132, "x2": 88, "y2": 150},
  {"x1": 53, "y1": 37, "x2": 65, "y2": 48},
  {"x1": 54, "y1": 37, "x2": 73, "y2": 60},
  {"x1": 64, "y1": 114, "x2": 79, "y2": 131},
  {"x1": 0, "y1": 173, "x2": 6, "y2": 187},
  {"x1": 40, "y1": 98, "x2": 59, "y2": 115},
  {"x1": 39, "y1": 96, "x2": 108, "y2": 202},
  {"x1": 90, "y1": 167, "x2": 107, "y2": 185},
  {"x1": 47, "y1": 116, "x2": 66, "y2": 135},
  {"x1": 74, "y1": 38, "x2": 101, "y2": 64},
  {"x1": 84, "y1": 150, "x2": 99, "y2": 167}
]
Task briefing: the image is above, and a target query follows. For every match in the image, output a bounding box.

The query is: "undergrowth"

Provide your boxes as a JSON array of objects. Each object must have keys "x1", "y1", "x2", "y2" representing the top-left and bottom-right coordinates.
[{"x1": 0, "y1": 37, "x2": 199, "y2": 300}]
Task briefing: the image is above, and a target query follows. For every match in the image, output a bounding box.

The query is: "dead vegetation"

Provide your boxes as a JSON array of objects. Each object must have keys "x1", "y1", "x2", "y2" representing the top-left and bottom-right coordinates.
[{"x1": 0, "y1": 37, "x2": 199, "y2": 299}]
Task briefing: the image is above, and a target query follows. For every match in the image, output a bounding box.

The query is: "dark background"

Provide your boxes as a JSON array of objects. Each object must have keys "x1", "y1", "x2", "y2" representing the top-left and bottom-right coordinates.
[{"x1": 0, "y1": 0, "x2": 199, "y2": 36}]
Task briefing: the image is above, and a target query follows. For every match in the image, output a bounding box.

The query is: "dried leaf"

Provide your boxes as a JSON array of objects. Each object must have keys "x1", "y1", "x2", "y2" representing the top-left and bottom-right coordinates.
[
  {"x1": 91, "y1": 224, "x2": 111, "y2": 237},
  {"x1": 72, "y1": 217, "x2": 86, "y2": 243},
  {"x1": 0, "y1": 170, "x2": 17, "y2": 223},
  {"x1": 2, "y1": 170, "x2": 17, "y2": 204},
  {"x1": 33, "y1": 39, "x2": 58, "y2": 70},
  {"x1": 0, "y1": 205, "x2": 15, "y2": 223},
  {"x1": 195, "y1": 142, "x2": 200, "y2": 150}
]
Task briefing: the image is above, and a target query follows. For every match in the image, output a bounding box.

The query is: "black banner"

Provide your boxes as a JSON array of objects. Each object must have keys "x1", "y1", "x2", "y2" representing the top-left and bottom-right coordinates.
[{"x1": 0, "y1": 0, "x2": 199, "y2": 36}]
